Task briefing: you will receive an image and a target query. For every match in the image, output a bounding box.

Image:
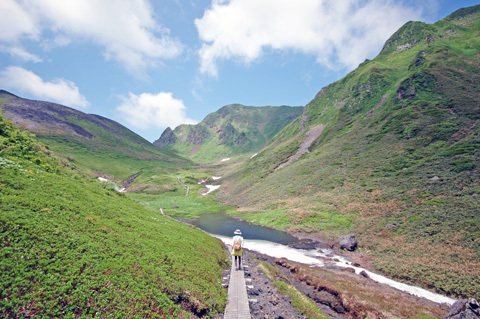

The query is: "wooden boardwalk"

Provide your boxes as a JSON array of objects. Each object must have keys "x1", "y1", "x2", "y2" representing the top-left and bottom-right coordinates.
[{"x1": 223, "y1": 257, "x2": 251, "y2": 319}]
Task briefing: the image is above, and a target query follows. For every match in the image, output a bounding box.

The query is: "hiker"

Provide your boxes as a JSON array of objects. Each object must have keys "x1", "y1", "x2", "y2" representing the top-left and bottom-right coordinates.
[{"x1": 232, "y1": 229, "x2": 244, "y2": 270}]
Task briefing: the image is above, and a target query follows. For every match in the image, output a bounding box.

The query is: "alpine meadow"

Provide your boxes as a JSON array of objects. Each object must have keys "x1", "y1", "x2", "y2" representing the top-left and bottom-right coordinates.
[{"x1": 1, "y1": 4, "x2": 480, "y2": 319}]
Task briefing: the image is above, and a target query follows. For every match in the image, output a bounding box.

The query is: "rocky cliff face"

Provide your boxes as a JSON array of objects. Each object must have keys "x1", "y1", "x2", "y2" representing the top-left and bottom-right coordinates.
[
  {"x1": 153, "y1": 127, "x2": 176, "y2": 148},
  {"x1": 186, "y1": 124, "x2": 211, "y2": 145},
  {"x1": 218, "y1": 122, "x2": 248, "y2": 146}
]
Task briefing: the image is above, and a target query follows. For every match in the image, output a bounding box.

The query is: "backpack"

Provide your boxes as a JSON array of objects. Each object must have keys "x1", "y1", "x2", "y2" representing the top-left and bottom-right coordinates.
[{"x1": 233, "y1": 239, "x2": 242, "y2": 251}]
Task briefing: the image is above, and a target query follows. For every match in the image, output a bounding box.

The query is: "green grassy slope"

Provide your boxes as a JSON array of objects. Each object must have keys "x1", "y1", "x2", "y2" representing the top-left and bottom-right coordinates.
[
  {"x1": 217, "y1": 5, "x2": 480, "y2": 299},
  {"x1": 155, "y1": 104, "x2": 303, "y2": 163},
  {"x1": 0, "y1": 90, "x2": 191, "y2": 183},
  {"x1": 0, "y1": 113, "x2": 228, "y2": 317}
]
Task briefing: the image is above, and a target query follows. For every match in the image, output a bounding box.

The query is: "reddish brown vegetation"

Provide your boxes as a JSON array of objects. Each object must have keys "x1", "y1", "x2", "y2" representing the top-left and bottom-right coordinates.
[{"x1": 273, "y1": 258, "x2": 449, "y2": 318}]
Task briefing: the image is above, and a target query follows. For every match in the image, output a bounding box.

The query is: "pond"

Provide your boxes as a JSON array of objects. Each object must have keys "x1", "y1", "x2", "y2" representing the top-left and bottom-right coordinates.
[{"x1": 190, "y1": 212, "x2": 297, "y2": 244}]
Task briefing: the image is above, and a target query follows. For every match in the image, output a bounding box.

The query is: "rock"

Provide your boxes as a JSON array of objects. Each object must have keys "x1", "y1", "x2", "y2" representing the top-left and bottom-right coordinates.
[
  {"x1": 444, "y1": 299, "x2": 480, "y2": 319},
  {"x1": 447, "y1": 299, "x2": 468, "y2": 317},
  {"x1": 310, "y1": 289, "x2": 347, "y2": 314},
  {"x1": 270, "y1": 299, "x2": 279, "y2": 306},
  {"x1": 153, "y1": 127, "x2": 176, "y2": 148},
  {"x1": 472, "y1": 299, "x2": 480, "y2": 309},
  {"x1": 172, "y1": 205, "x2": 179, "y2": 208},
  {"x1": 431, "y1": 175, "x2": 441, "y2": 180},
  {"x1": 385, "y1": 224, "x2": 396, "y2": 228},
  {"x1": 360, "y1": 270, "x2": 370, "y2": 279},
  {"x1": 339, "y1": 234, "x2": 358, "y2": 251},
  {"x1": 288, "y1": 240, "x2": 319, "y2": 250}
]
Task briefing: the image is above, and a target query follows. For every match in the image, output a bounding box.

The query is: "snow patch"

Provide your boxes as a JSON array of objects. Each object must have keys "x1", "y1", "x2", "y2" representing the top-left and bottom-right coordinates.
[
  {"x1": 221, "y1": 158, "x2": 230, "y2": 162},
  {"x1": 202, "y1": 184, "x2": 220, "y2": 196},
  {"x1": 212, "y1": 176, "x2": 222, "y2": 180}
]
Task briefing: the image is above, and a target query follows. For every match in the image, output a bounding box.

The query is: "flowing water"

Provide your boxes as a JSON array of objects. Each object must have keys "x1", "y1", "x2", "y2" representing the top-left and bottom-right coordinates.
[{"x1": 193, "y1": 212, "x2": 456, "y2": 306}]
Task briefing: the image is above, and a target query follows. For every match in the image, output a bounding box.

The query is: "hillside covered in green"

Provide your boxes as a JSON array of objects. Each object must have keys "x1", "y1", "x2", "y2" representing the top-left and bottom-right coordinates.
[
  {"x1": 0, "y1": 113, "x2": 228, "y2": 317},
  {"x1": 217, "y1": 6, "x2": 480, "y2": 299},
  {"x1": 155, "y1": 104, "x2": 303, "y2": 163},
  {"x1": 0, "y1": 90, "x2": 190, "y2": 184}
]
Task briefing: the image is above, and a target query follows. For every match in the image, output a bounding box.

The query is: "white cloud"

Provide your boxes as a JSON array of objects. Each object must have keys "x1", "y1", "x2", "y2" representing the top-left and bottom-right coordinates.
[
  {"x1": 0, "y1": 66, "x2": 90, "y2": 108},
  {"x1": 117, "y1": 92, "x2": 197, "y2": 130},
  {"x1": 195, "y1": 0, "x2": 428, "y2": 76},
  {"x1": 0, "y1": 45, "x2": 42, "y2": 63},
  {"x1": 0, "y1": 0, "x2": 183, "y2": 75},
  {"x1": 0, "y1": 0, "x2": 39, "y2": 42}
]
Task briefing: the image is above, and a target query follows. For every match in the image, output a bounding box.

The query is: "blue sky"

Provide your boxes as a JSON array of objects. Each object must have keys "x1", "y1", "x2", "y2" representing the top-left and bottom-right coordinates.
[{"x1": 0, "y1": 0, "x2": 478, "y2": 142}]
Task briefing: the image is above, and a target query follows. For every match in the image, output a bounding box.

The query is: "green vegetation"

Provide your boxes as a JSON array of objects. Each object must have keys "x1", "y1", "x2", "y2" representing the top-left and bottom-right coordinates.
[
  {"x1": 156, "y1": 104, "x2": 303, "y2": 164},
  {"x1": 0, "y1": 113, "x2": 228, "y2": 317},
  {"x1": 128, "y1": 192, "x2": 237, "y2": 220},
  {"x1": 0, "y1": 89, "x2": 191, "y2": 183},
  {"x1": 217, "y1": 5, "x2": 480, "y2": 299},
  {"x1": 37, "y1": 129, "x2": 189, "y2": 182}
]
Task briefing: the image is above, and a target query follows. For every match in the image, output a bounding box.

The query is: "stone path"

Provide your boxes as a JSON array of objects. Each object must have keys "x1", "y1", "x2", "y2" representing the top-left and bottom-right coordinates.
[{"x1": 223, "y1": 257, "x2": 251, "y2": 319}]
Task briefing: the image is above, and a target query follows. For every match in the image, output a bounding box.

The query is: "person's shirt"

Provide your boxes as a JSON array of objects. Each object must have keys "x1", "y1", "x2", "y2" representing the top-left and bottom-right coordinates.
[{"x1": 232, "y1": 235, "x2": 244, "y2": 248}]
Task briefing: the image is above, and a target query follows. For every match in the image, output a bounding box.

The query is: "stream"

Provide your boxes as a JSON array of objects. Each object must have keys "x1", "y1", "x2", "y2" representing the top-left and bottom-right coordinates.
[{"x1": 192, "y1": 212, "x2": 456, "y2": 306}]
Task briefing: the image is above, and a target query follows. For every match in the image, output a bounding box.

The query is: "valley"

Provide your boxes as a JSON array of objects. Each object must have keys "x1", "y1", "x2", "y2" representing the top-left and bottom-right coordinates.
[{"x1": 1, "y1": 4, "x2": 480, "y2": 318}]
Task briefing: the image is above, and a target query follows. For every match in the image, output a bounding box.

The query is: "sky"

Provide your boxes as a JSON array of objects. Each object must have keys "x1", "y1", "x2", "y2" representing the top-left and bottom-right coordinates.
[{"x1": 0, "y1": 0, "x2": 479, "y2": 142}]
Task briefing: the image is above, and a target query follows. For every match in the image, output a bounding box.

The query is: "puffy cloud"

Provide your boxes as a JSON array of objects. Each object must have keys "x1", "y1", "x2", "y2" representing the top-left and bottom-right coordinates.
[
  {"x1": 0, "y1": 66, "x2": 89, "y2": 108},
  {"x1": 117, "y1": 92, "x2": 197, "y2": 130},
  {"x1": 0, "y1": 0, "x2": 182, "y2": 75},
  {"x1": 195, "y1": 0, "x2": 427, "y2": 76}
]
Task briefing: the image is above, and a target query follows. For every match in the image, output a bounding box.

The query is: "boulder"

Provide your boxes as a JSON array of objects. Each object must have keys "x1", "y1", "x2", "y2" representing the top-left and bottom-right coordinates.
[
  {"x1": 339, "y1": 234, "x2": 358, "y2": 251},
  {"x1": 443, "y1": 299, "x2": 480, "y2": 319}
]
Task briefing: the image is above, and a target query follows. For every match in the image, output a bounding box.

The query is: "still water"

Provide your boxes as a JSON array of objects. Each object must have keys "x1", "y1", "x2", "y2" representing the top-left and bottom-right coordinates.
[{"x1": 191, "y1": 212, "x2": 297, "y2": 244}]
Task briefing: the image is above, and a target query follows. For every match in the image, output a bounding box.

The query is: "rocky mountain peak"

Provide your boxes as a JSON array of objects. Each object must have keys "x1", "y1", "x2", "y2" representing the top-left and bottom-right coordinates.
[{"x1": 153, "y1": 127, "x2": 176, "y2": 148}]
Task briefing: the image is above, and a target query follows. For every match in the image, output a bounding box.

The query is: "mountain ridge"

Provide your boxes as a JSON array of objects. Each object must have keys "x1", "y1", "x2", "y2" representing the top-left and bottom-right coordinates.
[
  {"x1": 154, "y1": 103, "x2": 303, "y2": 163},
  {"x1": 0, "y1": 90, "x2": 191, "y2": 182}
]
